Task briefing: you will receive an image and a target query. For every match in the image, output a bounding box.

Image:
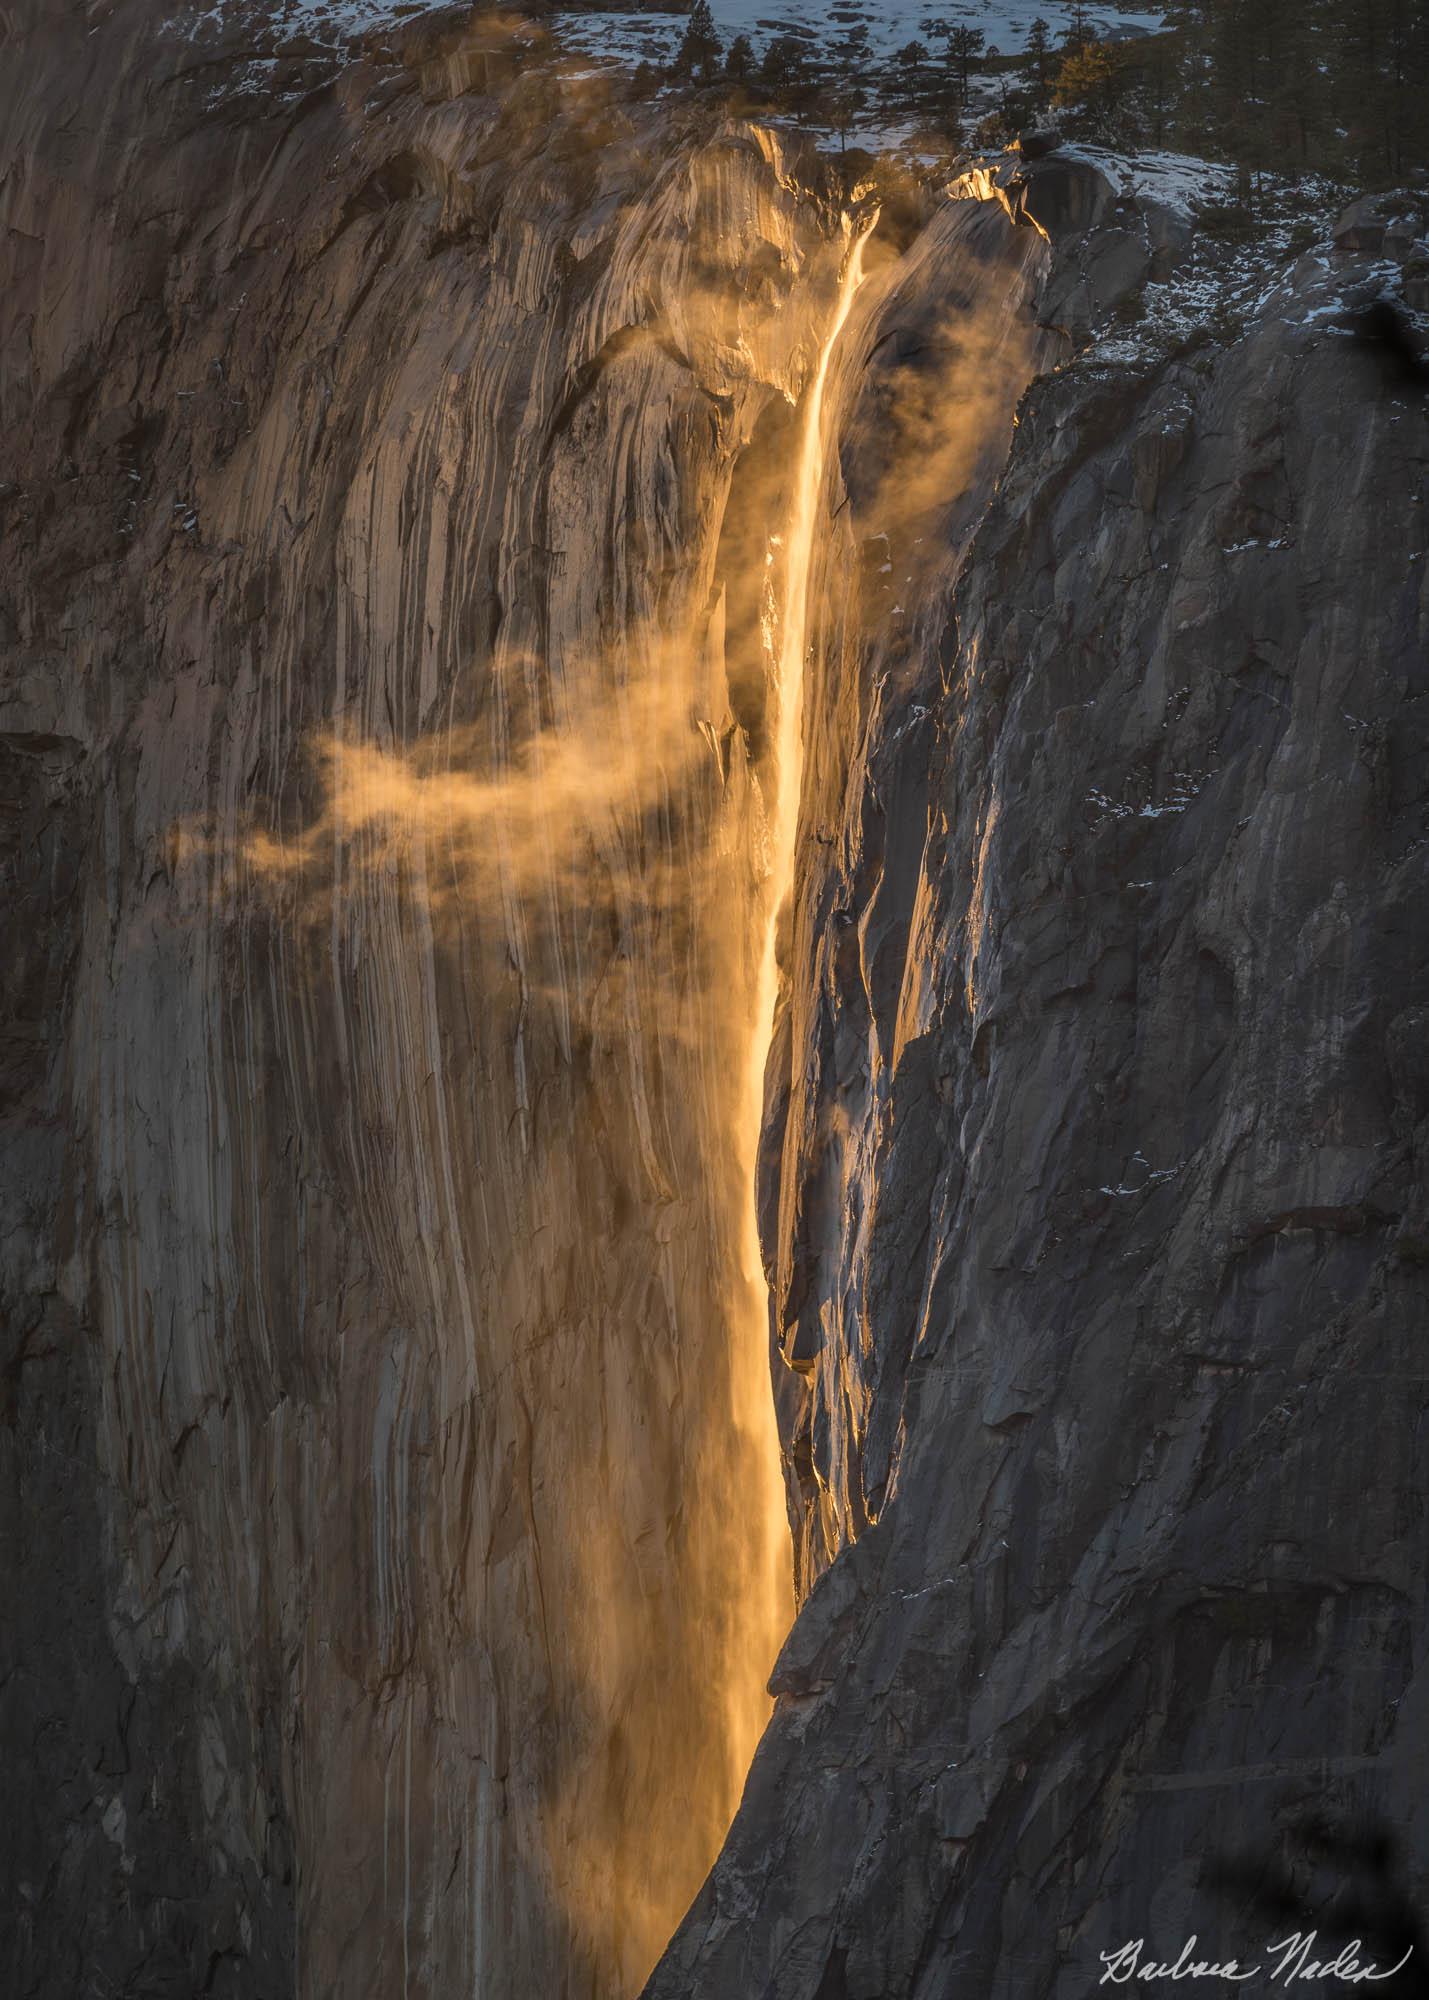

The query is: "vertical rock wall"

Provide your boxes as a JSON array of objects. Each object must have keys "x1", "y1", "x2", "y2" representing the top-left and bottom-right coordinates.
[
  {"x1": 6, "y1": 7, "x2": 1426, "y2": 1997},
  {"x1": 0, "y1": 7, "x2": 842, "y2": 1993},
  {"x1": 649, "y1": 162, "x2": 1429, "y2": 2000}
]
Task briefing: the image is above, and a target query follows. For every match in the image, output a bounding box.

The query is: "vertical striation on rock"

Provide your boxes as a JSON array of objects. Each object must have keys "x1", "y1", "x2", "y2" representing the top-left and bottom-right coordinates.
[
  {"x1": 757, "y1": 189, "x2": 1053, "y2": 1598},
  {"x1": 5, "y1": 5, "x2": 1427, "y2": 1996},
  {"x1": 0, "y1": 5, "x2": 849, "y2": 1992},
  {"x1": 648, "y1": 157, "x2": 1429, "y2": 1999}
]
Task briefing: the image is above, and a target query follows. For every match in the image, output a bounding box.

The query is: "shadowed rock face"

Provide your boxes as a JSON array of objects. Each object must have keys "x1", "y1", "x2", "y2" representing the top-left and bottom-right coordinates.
[
  {"x1": 649, "y1": 176, "x2": 1429, "y2": 2000},
  {"x1": 3, "y1": 9, "x2": 1427, "y2": 2000}
]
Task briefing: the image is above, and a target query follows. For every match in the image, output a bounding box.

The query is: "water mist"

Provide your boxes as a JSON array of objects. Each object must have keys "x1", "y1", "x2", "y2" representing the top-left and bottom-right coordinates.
[{"x1": 172, "y1": 179, "x2": 880, "y2": 2000}]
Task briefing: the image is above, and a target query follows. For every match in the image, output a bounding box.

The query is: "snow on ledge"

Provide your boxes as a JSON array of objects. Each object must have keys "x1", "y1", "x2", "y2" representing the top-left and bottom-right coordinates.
[{"x1": 1055, "y1": 143, "x2": 1239, "y2": 218}]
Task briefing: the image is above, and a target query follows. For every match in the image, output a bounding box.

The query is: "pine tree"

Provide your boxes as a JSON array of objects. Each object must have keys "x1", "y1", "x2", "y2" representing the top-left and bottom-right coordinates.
[
  {"x1": 1053, "y1": 40, "x2": 1129, "y2": 139},
  {"x1": 649, "y1": 0, "x2": 1429, "y2": 180},
  {"x1": 1061, "y1": 0, "x2": 1093, "y2": 52},
  {"x1": 725, "y1": 32, "x2": 756, "y2": 84},
  {"x1": 1127, "y1": 32, "x2": 1179, "y2": 148},
  {"x1": 1383, "y1": 0, "x2": 1429, "y2": 178},
  {"x1": 760, "y1": 32, "x2": 814, "y2": 107},
  {"x1": 893, "y1": 38, "x2": 931, "y2": 116},
  {"x1": 946, "y1": 24, "x2": 985, "y2": 100},
  {"x1": 674, "y1": 0, "x2": 722, "y2": 83},
  {"x1": 1333, "y1": 0, "x2": 1429, "y2": 181},
  {"x1": 1261, "y1": 1, "x2": 1324, "y2": 170},
  {"x1": 829, "y1": 78, "x2": 866, "y2": 151},
  {"x1": 1025, "y1": 16, "x2": 1053, "y2": 84}
]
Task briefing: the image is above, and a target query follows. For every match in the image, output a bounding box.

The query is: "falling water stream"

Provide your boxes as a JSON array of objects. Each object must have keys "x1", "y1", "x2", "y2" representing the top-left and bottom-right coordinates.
[
  {"x1": 726, "y1": 214, "x2": 877, "y2": 1796},
  {"x1": 765, "y1": 219, "x2": 876, "y2": 970}
]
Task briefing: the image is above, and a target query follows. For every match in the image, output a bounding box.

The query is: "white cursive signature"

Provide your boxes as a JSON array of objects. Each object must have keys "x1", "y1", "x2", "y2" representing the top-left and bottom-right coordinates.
[
  {"x1": 1099, "y1": 1933, "x2": 1416, "y2": 1986},
  {"x1": 1099, "y1": 1937, "x2": 1257, "y2": 1984}
]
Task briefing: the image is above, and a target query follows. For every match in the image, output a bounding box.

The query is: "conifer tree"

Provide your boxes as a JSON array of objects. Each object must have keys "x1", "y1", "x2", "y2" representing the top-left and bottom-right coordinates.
[
  {"x1": 946, "y1": 24, "x2": 985, "y2": 100},
  {"x1": 1025, "y1": 15, "x2": 1054, "y2": 84},
  {"x1": 1128, "y1": 32, "x2": 1179, "y2": 148},
  {"x1": 674, "y1": 0, "x2": 722, "y2": 83},
  {"x1": 725, "y1": 32, "x2": 755, "y2": 84},
  {"x1": 1053, "y1": 40, "x2": 1129, "y2": 139},
  {"x1": 760, "y1": 32, "x2": 814, "y2": 107},
  {"x1": 893, "y1": 38, "x2": 932, "y2": 116},
  {"x1": 1061, "y1": 0, "x2": 1093, "y2": 52}
]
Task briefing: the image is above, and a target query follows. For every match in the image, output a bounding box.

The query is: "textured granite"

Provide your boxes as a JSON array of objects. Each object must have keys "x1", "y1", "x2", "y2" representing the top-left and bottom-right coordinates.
[
  {"x1": 3, "y1": 6, "x2": 1426, "y2": 1998},
  {"x1": 649, "y1": 154, "x2": 1429, "y2": 2000},
  {"x1": 1, "y1": 7, "x2": 836, "y2": 1992}
]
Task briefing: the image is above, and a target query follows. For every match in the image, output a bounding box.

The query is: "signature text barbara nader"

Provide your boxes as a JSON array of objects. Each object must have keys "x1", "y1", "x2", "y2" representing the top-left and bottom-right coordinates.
[{"x1": 1099, "y1": 1934, "x2": 1415, "y2": 1986}]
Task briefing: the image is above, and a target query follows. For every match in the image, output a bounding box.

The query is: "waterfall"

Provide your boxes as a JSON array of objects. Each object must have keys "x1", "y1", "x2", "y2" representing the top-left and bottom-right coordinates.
[
  {"x1": 17, "y1": 13, "x2": 1416, "y2": 1992},
  {"x1": 726, "y1": 216, "x2": 877, "y2": 1782},
  {"x1": 52, "y1": 46, "x2": 906, "y2": 1985},
  {"x1": 767, "y1": 222, "x2": 876, "y2": 961}
]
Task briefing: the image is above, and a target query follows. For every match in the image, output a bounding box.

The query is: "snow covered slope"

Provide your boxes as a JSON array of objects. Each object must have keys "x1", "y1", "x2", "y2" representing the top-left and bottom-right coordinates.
[{"x1": 560, "y1": 1, "x2": 1166, "y2": 72}]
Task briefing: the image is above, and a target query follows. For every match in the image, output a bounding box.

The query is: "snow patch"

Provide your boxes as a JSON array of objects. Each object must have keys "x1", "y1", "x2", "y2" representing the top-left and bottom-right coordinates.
[
  {"x1": 181, "y1": 0, "x2": 405, "y2": 45},
  {"x1": 556, "y1": 0, "x2": 1167, "y2": 77},
  {"x1": 1059, "y1": 142, "x2": 1236, "y2": 218}
]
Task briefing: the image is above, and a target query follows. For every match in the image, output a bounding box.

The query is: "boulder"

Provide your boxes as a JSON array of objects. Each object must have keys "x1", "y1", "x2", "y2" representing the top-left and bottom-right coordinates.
[
  {"x1": 1016, "y1": 127, "x2": 1063, "y2": 162},
  {"x1": 1015, "y1": 151, "x2": 1117, "y2": 236},
  {"x1": 1332, "y1": 191, "x2": 1424, "y2": 256}
]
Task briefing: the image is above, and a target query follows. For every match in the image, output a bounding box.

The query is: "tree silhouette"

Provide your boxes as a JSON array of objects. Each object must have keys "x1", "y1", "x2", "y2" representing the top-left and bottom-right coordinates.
[
  {"x1": 892, "y1": 37, "x2": 931, "y2": 116},
  {"x1": 673, "y1": 0, "x2": 722, "y2": 82},
  {"x1": 1062, "y1": 0, "x2": 1093, "y2": 47},
  {"x1": 829, "y1": 79, "x2": 867, "y2": 151},
  {"x1": 946, "y1": 24, "x2": 985, "y2": 100},
  {"x1": 665, "y1": 0, "x2": 1429, "y2": 184},
  {"x1": 1025, "y1": 15, "x2": 1053, "y2": 83},
  {"x1": 759, "y1": 32, "x2": 817, "y2": 107},
  {"x1": 725, "y1": 32, "x2": 755, "y2": 83}
]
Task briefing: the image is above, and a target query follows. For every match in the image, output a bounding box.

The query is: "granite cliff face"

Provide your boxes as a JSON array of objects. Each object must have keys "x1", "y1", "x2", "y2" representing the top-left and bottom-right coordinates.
[
  {"x1": 651, "y1": 167, "x2": 1429, "y2": 2000},
  {"x1": 3, "y1": 6, "x2": 1426, "y2": 1999},
  {"x1": 2, "y1": 8, "x2": 836, "y2": 1991}
]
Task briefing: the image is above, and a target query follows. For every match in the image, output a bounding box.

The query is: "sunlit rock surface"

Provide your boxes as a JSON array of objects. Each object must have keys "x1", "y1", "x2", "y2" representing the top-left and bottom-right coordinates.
[
  {"x1": 3, "y1": 5, "x2": 1427, "y2": 1999},
  {"x1": 1, "y1": 6, "x2": 838, "y2": 1992}
]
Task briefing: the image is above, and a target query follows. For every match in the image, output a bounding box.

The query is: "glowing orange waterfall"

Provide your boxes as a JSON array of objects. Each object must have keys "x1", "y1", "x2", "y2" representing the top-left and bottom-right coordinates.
[
  {"x1": 766, "y1": 221, "x2": 874, "y2": 950},
  {"x1": 724, "y1": 216, "x2": 875, "y2": 1799}
]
